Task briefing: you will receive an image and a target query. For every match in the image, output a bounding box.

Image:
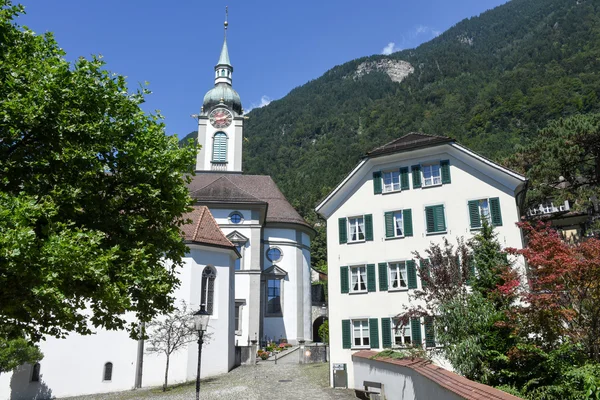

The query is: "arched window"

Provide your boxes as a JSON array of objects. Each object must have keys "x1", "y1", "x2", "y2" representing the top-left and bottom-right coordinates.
[
  {"x1": 31, "y1": 363, "x2": 41, "y2": 382},
  {"x1": 103, "y1": 362, "x2": 113, "y2": 381},
  {"x1": 201, "y1": 266, "x2": 216, "y2": 314},
  {"x1": 212, "y1": 132, "x2": 227, "y2": 162}
]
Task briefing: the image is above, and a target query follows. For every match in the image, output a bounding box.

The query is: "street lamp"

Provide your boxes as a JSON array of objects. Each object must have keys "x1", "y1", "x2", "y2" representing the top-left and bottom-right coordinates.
[{"x1": 193, "y1": 305, "x2": 210, "y2": 400}]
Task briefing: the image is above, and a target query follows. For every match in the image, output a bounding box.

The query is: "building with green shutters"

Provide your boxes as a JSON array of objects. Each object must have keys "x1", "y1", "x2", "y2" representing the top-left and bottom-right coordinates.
[{"x1": 315, "y1": 132, "x2": 527, "y2": 389}]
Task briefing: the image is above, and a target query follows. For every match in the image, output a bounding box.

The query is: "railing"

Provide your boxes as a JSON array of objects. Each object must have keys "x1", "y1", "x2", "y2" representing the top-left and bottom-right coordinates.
[
  {"x1": 211, "y1": 162, "x2": 227, "y2": 171},
  {"x1": 527, "y1": 200, "x2": 570, "y2": 216}
]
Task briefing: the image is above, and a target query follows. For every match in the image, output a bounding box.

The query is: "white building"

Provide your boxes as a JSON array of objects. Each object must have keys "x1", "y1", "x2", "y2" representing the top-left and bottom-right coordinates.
[
  {"x1": 315, "y1": 133, "x2": 527, "y2": 388},
  {"x1": 188, "y1": 23, "x2": 314, "y2": 345}
]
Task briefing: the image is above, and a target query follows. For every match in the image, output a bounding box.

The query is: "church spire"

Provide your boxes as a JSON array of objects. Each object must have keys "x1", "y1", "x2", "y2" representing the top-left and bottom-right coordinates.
[{"x1": 214, "y1": 6, "x2": 233, "y2": 86}]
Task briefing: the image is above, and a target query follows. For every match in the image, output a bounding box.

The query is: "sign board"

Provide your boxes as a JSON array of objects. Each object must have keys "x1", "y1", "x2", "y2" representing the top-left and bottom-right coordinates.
[{"x1": 333, "y1": 363, "x2": 345, "y2": 371}]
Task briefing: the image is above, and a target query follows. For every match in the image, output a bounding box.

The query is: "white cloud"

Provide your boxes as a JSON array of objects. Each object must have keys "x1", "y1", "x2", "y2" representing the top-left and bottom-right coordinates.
[
  {"x1": 414, "y1": 25, "x2": 441, "y2": 38},
  {"x1": 381, "y1": 42, "x2": 398, "y2": 55},
  {"x1": 245, "y1": 95, "x2": 272, "y2": 114}
]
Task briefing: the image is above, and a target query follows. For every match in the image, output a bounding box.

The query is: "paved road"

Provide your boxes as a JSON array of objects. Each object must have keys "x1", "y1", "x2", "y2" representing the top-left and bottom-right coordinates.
[{"x1": 64, "y1": 362, "x2": 357, "y2": 400}]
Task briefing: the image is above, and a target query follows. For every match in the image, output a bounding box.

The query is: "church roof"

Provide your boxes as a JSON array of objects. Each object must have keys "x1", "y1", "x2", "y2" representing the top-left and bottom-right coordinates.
[
  {"x1": 217, "y1": 37, "x2": 231, "y2": 67},
  {"x1": 366, "y1": 132, "x2": 454, "y2": 158},
  {"x1": 188, "y1": 174, "x2": 312, "y2": 229},
  {"x1": 181, "y1": 205, "x2": 238, "y2": 251}
]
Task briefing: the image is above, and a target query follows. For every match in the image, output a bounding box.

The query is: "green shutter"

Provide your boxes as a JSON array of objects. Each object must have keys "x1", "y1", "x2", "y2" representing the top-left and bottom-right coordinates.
[
  {"x1": 373, "y1": 171, "x2": 382, "y2": 194},
  {"x1": 367, "y1": 264, "x2": 376, "y2": 292},
  {"x1": 441, "y1": 160, "x2": 451, "y2": 184},
  {"x1": 425, "y1": 206, "x2": 435, "y2": 233},
  {"x1": 434, "y1": 205, "x2": 446, "y2": 232},
  {"x1": 490, "y1": 197, "x2": 503, "y2": 226},
  {"x1": 411, "y1": 165, "x2": 422, "y2": 188},
  {"x1": 378, "y1": 262, "x2": 388, "y2": 291},
  {"x1": 420, "y1": 259, "x2": 429, "y2": 288},
  {"x1": 384, "y1": 212, "x2": 394, "y2": 238},
  {"x1": 340, "y1": 266, "x2": 349, "y2": 294},
  {"x1": 338, "y1": 218, "x2": 347, "y2": 244},
  {"x1": 403, "y1": 209, "x2": 413, "y2": 237},
  {"x1": 411, "y1": 318, "x2": 422, "y2": 346},
  {"x1": 424, "y1": 316, "x2": 436, "y2": 348},
  {"x1": 369, "y1": 318, "x2": 379, "y2": 349},
  {"x1": 400, "y1": 167, "x2": 410, "y2": 190},
  {"x1": 407, "y1": 260, "x2": 417, "y2": 289},
  {"x1": 381, "y1": 318, "x2": 392, "y2": 348},
  {"x1": 342, "y1": 320, "x2": 351, "y2": 349},
  {"x1": 365, "y1": 214, "x2": 373, "y2": 241},
  {"x1": 468, "y1": 200, "x2": 481, "y2": 229}
]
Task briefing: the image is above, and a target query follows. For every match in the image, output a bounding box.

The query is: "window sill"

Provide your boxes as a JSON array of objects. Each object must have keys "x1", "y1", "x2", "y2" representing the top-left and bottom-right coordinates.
[
  {"x1": 382, "y1": 189, "x2": 401, "y2": 195},
  {"x1": 388, "y1": 288, "x2": 409, "y2": 292},
  {"x1": 265, "y1": 314, "x2": 283, "y2": 318},
  {"x1": 426, "y1": 231, "x2": 447, "y2": 236},
  {"x1": 210, "y1": 161, "x2": 228, "y2": 164},
  {"x1": 351, "y1": 346, "x2": 371, "y2": 350},
  {"x1": 349, "y1": 290, "x2": 368, "y2": 295},
  {"x1": 347, "y1": 240, "x2": 366, "y2": 244},
  {"x1": 384, "y1": 236, "x2": 405, "y2": 241},
  {"x1": 421, "y1": 183, "x2": 443, "y2": 189}
]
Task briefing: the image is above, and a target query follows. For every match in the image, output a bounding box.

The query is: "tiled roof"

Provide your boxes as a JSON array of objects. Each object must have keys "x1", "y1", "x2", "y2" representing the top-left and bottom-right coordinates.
[
  {"x1": 353, "y1": 351, "x2": 522, "y2": 400},
  {"x1": 188, "y1": 173, "x2": 312, "y2": 229},
  {"x1": 366, "y1": 132, "x2": 454, "y2": 158},
  {"x1": 181, "y1": 205, "x2": 236, "y2": 250}
]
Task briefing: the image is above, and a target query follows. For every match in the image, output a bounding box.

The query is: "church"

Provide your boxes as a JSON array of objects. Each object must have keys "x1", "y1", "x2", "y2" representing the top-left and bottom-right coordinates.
[{"x1": 0, "y1": 17, "x2": 313, "y2": 400}]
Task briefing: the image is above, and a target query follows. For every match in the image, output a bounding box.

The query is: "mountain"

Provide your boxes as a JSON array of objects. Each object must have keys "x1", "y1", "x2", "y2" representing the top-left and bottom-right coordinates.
[{"x1": 183, "y1": 0, "x2": 600, "y2": 220}]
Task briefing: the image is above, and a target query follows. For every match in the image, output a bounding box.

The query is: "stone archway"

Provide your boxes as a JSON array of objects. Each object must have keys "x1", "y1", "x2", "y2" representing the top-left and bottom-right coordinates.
[{"x1": 312, "y1": 316, "x2": 328, "y2": 342}]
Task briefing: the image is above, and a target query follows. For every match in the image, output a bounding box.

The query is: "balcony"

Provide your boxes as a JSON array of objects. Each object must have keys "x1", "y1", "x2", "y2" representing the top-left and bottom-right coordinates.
[{"x1": 527, "y1": 200, "x2": 570, "y2": 217}]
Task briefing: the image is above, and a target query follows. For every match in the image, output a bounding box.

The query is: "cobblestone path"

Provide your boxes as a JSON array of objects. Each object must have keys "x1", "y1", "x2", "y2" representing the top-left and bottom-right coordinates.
[{"x1": 64, "y1": 362, "x2": 356, "y2": 400}]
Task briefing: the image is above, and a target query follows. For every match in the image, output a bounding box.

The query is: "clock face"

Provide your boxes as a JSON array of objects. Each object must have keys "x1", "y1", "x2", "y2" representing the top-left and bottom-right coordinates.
[{"x1": 209, "y1": 108, "x2": 233, "y2": 129}]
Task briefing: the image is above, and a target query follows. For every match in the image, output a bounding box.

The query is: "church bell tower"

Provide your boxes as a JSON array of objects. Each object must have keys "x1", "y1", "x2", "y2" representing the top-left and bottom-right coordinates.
[{"x1": 196, "y1": 8, "x2": 244, "y2": 173}]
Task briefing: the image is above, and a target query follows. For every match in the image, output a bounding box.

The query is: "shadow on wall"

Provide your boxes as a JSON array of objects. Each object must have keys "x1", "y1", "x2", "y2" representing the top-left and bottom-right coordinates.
[
  {"x1": 262, "y1": 316, "x2": 288, "y2": 346},
  {"x1": 10, "y1": 364, "x2": 53, "y2": 400}
]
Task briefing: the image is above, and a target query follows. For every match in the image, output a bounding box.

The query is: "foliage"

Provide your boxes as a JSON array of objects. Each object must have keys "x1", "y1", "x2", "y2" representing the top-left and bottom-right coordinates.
[
  {"x1": 508, "y1": 222, "x2": 600, "y2": 363},
  {"x1": 0, "y1": 0, "x2": 197, "y2": 354},
  {"x1": 372, "y1": 349, "x2": 410, "y2": 360},
  {"x1": 146, "y1": 302, "x2": 202, "y2": 391},
  {"x1": 0, "y1": 335, "x2": 43, "y2": 374},
  {"x1": 318, "y1": 319, "x2": 329, "y2": 344}
]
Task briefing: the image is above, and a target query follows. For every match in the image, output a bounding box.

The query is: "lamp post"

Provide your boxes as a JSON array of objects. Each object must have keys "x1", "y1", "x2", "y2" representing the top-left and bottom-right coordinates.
[{"x1": 193, "y1": 306, "x2": 210, "y2": 400}]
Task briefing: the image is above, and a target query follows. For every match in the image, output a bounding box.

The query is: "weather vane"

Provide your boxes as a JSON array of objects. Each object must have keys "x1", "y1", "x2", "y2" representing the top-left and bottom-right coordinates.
[{"x1": 224, "y1": 6, "x2": 228, "y2": 37}]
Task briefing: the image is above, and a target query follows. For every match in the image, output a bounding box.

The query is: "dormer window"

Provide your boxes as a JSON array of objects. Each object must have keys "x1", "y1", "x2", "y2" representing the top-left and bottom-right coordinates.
[
  {"x1": 422, "y1": 164, "x2": 442, "y2": 186},
  {"x1": 383, "y1": 171, "x2": 400, "y2": 192}
]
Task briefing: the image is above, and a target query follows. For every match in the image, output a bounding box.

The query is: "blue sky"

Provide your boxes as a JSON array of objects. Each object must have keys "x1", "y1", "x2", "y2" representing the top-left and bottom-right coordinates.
[{"x1": 20, "y1": 0, "x2": 509, "y2": 138}]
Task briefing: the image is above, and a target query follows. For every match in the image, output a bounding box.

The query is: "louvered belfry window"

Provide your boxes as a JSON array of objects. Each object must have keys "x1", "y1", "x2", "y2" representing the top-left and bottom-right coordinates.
[
  {"x1": 201, "y1": 266, "x2": 216, "y2": 314},
  {"x1": 212, "y1": 132, "x2": 227, "y2": 162}
]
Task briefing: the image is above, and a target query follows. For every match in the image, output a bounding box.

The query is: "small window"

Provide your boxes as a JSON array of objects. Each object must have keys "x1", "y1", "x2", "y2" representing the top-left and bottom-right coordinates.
[
  {"x1": 103, "y1": 362, "x2": 113, "y2": 381},
  {"x1": 266, "y1": 247, "x2": 282, "y2": 262},
  {"x1": 350, "y1": 265, "x2": 367, "y2": 293},
  {"x1": 392, "y1": 318, "x2": 411, "y2": 346},
  {"x1": 266, "y1": 279, "x2": 282, "y2": 315},
  {"x1": 422, "y1": 164, "x2": 442, "y2": 187},
  {"x1": 392, "y1": 211, "x2": 403, "y2": 237},
  {"x1": 229, "y1": 212, "x2": 243, "y2": 224},
  {"x1": 389, "y1": 262, "x2": 408, "y2": 290},
  {"x1": 348, "y1": 216, "x2": 365, "y2": 242},
  {"x1": 201, "y1": 266, "x2": 216, "y2": 314},
  {"x1": 352, "y1": 319, "x2": 370, "y2": 348},
  {"x1": 234, "y1": 244, "x2": 242, "y2": 270},
  {"x1": 234, "y1": 301, "x2": 244, "y2": 333},
  {"x1": 468, "y1": 198, "x2": 502, "y2": 228},
  {"x1": 425, "y1": 204, "x2": 446, "y2": 234},
  {"x1": 382, "y1": 170, "x2": 401, "y2": 193},
  {"x1": 31, "y1": 363, "x2": 41, "y2": 382},
  {"x1": 212, "y1": 132, "x2": 227, "y2": 162}
]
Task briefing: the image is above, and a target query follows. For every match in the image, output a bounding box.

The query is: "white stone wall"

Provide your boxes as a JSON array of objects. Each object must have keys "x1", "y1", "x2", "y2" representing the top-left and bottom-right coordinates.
[{"x1": 324, "y1": 145, "x2": 526, "y2": 388}]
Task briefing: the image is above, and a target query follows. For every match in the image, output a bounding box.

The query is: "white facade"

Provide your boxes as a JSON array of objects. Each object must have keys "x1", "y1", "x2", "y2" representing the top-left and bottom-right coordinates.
[
  {"x1": 0, "y1": 243, "x2": 237, "y2": 400},
  {"x1": 316, "y1": 136, "x2": 527, "y2": 388}
]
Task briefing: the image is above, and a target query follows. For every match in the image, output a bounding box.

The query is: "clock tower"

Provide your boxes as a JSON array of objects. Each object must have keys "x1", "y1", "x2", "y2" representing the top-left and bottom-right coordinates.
[{"x1": 196, "y1": 10, "x2": 244, "y2": 173}]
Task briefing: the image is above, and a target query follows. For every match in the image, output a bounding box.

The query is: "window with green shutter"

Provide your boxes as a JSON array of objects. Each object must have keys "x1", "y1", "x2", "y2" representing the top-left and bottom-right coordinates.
[
  {"x1": 373, "y1": 171, "x2": 382, "y2": 194},
  {"x1": 440, "y1": 160, "x2": 451, "y2": 184},
  {"x1": 381, "y1": 318, "x2": 392, "y2": 348},
  {"x1": 411, "y1": 318, "x2": 422, "y2": 346},
  {"x1": 407, "y1": 260, "x2": 417, "y2": 289},
  {"x1": 338, "y1": 217, "x2": 347, "y2": 244},
  {"x1": 400, "y1": 167, "x2": 410, "y2": 190},
  {"x1": 403, "y1": 209, "x2": 413, "y2": 237},
  {"x1": 468, "y1": 200, "x2": 482, "y2": 229},
  {"x1": 340, "y1": 266, "x2": 349, "y2": 294},
  {"x1": 384, "y1": 210, "x2": 412, "y2": 239},
  {"x1": 468, "y1": 198, "x2": 502, "y2": 229},
  {"x1": 384, "y1": 212, "x2": 395, "y2": 238},
  {"x1": 367, "y1": 264, "x2": 376, "y2": 292},
  {"x1": 369, "y1": 318, "x2": 379, "y2": 349},
  {"x1": 378, "y1": 263, "x2": 388, "y2": 291},
  {"x1": 490, "y1": 197, "x2": 503, "y2": 226},
  {"x1": 424, "y1": 316, "x2": 436, "y2": 348},
  {"x1": 364, "y1": 214, "x2": 373, "y2": 241},
  {"x1": 411, "y1": 165, "x2": 422, "y2": 188},
  {"x1": 342, "y1": 320, "x2": 351, "y2": 349},
  {"x1": 425, "y1": 205, "x2": 446, "y2": 234}
]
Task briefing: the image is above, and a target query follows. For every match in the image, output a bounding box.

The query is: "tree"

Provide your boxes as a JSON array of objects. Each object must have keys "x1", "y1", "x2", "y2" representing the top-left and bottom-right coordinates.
[
  {"x1": 0, "y1": 336, "x2": 43, "y2": 375},
  {"x1": 145, "y1": 302, "x2": 203, "y2": 391},
  {"x1": 0, "y1": 0, "x2": 197, "y2": 354},
  {"x1": 318, "y1": 319, "x2": 329, "y2": 344}
]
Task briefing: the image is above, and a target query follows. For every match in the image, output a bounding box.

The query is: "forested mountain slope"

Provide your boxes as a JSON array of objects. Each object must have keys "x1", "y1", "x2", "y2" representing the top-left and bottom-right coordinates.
[{"x1": 183, "y1": 0, "x2": 600, "y2": 220}]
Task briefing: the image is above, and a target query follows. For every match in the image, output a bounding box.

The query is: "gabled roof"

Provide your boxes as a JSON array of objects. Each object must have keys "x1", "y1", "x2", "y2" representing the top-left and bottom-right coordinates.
[
  {"x1": 188, "y1": 173, "x2": 312, "y2": 229},
  {"x1": 366, "y1": 132, "x2": 454, "y2": 158},
  {"x1": 263, "y1": 265, "x2": 288, "y2": 277},
  {"x1": 181, "y1": 206, "x2": 238, "y2": 253}
]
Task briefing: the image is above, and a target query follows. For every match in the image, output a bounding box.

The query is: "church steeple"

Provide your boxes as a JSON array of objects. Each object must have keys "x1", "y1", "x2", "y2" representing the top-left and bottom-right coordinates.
[{"x1": 214, "y1": 7, "x2": 233, "y2": 86}]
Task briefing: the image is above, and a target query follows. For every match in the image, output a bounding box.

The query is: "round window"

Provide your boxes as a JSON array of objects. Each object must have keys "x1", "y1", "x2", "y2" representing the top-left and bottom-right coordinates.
[
  {"x1": 266, "y1": 247, "x2": 282, "y2": 262},
  {"x1": 229, "y1": 212, "x2": 243, "y2": 224}
]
